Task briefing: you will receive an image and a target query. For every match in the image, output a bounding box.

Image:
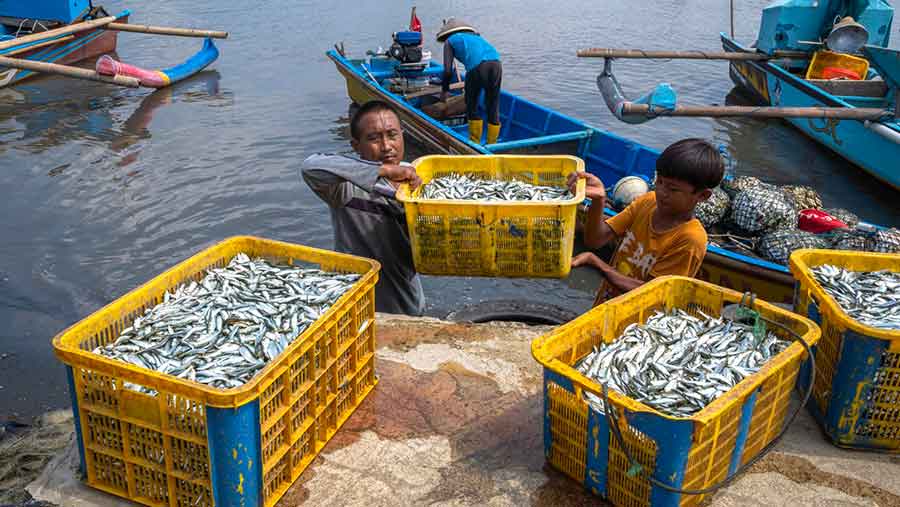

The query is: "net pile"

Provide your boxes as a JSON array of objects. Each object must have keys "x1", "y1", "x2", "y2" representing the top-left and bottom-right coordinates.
[
  {"x1": 757, "y1": 230, "x2": 829, "y2": 265},
  {"x1": 730, "y1": 185, "x2": 798, "y2": 234},
  {"x1": 781, "y1": 185, "x2": 823, "y2": 210},
  {"x1": 696, "y1": 175, "x2": 885, "y2": 266}
]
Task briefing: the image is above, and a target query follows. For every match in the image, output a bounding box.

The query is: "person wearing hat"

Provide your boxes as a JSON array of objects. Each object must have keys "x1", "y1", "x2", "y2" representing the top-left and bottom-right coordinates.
[{"x1": 436, "y1": 18, "x2": 502, "y2": 145}]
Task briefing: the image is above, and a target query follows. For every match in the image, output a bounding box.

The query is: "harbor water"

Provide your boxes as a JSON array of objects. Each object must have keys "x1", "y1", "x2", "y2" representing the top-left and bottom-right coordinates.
[{"x1": 1, "y1": 0, "x2": 898, "y2": 419}]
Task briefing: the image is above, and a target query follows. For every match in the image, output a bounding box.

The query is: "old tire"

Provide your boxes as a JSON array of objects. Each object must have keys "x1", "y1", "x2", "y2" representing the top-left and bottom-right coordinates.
[{"x1": 445, "y1": 299, "x2": 579, "y2": 326}]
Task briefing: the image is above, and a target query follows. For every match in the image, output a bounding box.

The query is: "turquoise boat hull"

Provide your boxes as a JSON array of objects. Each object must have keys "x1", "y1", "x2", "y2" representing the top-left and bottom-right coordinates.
[{"x1": 723, "y1": 34, "x2": 900, "y2": 190}]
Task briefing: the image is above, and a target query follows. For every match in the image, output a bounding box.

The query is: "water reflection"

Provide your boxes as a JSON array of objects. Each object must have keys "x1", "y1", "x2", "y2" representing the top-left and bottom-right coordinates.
[{"x1": 110, "y1": 70, "x2": 228, "y2": 167}]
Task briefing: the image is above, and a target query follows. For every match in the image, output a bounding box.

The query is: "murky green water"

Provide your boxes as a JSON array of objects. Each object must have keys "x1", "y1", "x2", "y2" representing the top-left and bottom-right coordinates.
[{"x1": 1, "y1": 0, "x2": 897, "y2": 418}]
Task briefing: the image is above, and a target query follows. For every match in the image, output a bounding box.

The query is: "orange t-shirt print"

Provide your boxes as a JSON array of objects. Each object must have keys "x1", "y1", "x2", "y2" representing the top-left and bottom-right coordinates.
[{"x1": 594, "y1": 192, "x2": 708, "y2": 305}]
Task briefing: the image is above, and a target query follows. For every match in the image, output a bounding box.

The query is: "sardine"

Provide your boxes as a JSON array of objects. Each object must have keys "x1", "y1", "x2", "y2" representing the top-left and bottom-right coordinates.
[
  {"x1": 576, "y1": 309, "x2": 789, "y2": 418},
  {"x1": 94, "y1": 253, "x2": 360, "y2": 392},
  {"x1": 418, "y1": 173, "x2": 573, "y2": 202},
  {"x1": 811, "y1": 265, "x2": 900, "y2": 330}
]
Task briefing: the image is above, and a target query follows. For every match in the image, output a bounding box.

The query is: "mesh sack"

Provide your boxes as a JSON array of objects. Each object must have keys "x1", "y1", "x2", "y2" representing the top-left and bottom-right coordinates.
[
  {"x1": 822, "y1": 207, "x2": 859, "y2": 228},
  {"x1": 873, "y1": 228, "x2": 900, "y2": 253},
  {"x1": 829, "y1": 229, "x2": 871, "y2": 251},
  {"x1": 757, "y1": 230, "x2": 828, "y2": 265},
  {"x1": 695, "y1": 187, "x2": 731, "y2": 229},
  {"x1": 730, "y1": 186, "x2": 798, "y2": 233},
  {"x1": 722, "y1": 175, "x2": 766, "y2": 198},
  {"x1": 781, "y1": 185, "x2": 823, "y2": 210}
]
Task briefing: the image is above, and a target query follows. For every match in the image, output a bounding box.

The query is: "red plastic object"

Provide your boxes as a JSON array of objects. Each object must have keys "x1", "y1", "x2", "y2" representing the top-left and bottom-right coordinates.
[
  {"x1": 821, "y1": 66, "x2": 862, "y2": 80},
  {"x1": 798, "y1": 209, "x2": 848, "y2": 233},
  {"x1": 95, "y1": 54, "x2": 167, "y2": 88}
]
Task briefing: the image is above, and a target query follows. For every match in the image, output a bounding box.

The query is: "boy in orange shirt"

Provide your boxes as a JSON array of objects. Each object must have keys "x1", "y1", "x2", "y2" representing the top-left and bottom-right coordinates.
[{"x1": 569, "y1": 138, "x2": 724, "y2": 305}]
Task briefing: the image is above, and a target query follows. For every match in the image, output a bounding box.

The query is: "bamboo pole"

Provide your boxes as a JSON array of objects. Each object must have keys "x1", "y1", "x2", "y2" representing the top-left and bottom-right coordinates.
[
  {"x1": 0, "y1": 55, "x2": 140, "y2": 87},
  {"x1": 106, "y1": 22, "x2": 228, "y2": 39},
  {"x1": 577, "y1": 48, "x2": 809, "y2": 60},
  {"x1": 621, "y1": 102, "x2": 889, "y2": 120},
  {"x1": 2, "y1": 35, "x2": 74, "y2": 56},
  {"x1": 0, "y1": 16, "x2": 116, "y2": 52}
]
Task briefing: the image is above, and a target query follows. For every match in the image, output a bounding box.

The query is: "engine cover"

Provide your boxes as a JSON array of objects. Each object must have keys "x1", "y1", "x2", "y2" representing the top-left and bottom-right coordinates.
[
  {"x1": 389, "y1": 30, "x2": 424, "y2": 64},
  {"x1": 389, "y1": 43, "x2": 423, "y2": 63}
]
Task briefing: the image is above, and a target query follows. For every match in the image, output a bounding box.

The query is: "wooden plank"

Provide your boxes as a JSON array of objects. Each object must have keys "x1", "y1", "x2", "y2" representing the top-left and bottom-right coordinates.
[
  {"x1": 806, "y1": 79, "x2": 888, "y2": 98},
  {"x1": 621, "y1": 102, "x2": 888, "y2": 120},
  {"x1": 0, "y1": 54, "x2": 140, "y2": 87},
  {"x1": 422, "y1": 94, "x2": 466, "y2": 119},
  {"x1": 106, "y1": 22, "x2": 228, "y2": 39},
  {"x1": 0, "y1": 16, "x2": 116, "y2": 52},
  {"x1": 404, "y1": 81, "x2": 464, "y2": 99}
]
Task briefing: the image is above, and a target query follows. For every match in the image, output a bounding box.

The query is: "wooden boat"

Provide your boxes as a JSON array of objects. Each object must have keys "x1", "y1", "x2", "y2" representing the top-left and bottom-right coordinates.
[
  {"x1": 327, "y1": 44, "x2": 798, "y2": 304},
  {"x1": 721, "y1": 0, "x2": 900, "y2": 190},
  {"x1": 0, "y1": 3, "x2": 226, "y2": 89}
]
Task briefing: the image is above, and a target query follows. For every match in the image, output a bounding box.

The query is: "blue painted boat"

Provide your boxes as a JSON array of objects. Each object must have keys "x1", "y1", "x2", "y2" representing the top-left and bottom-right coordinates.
[
  {"x1": 0, "y1": 1, "x2": 220, "y2": 88},
  {"x1": 327, "y1": 46, "x2": 801, "y2": 303},
  {"x1": 722, "y1": 0, "x2": 900, "y2": 190}
]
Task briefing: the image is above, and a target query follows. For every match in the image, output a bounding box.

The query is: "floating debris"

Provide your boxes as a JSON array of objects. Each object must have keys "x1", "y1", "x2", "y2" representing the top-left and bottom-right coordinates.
[
  {"x1": 731, "y1": 186, "x2": 798, "y2": 233},
  {"x1": 576, "y1": 309, "x2": 789, "y2": 418},
  {"x1": 811, "y1": 265, "x2": 900, "y2": 330},
  {"x1": 781, "y1": 185, "x2": 823, "y2": 210},
  {"x1": 94, "y1": 253, "x2": 360, "y2": 391},
  {"x1": 418, "y1": 173, "x2": 573, "y2": 201},
  {"x1": 757, "y1": 229, "x2": 828, "y2": 265},
  {"x1": 695, "y1": 186, "x2": 731, "y2": 229}
]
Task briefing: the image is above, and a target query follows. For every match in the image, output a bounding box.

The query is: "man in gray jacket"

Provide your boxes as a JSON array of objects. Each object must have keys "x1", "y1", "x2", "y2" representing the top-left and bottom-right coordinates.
[{"x1": 301, "y1": 101, "x2": 425, "y2": 316}]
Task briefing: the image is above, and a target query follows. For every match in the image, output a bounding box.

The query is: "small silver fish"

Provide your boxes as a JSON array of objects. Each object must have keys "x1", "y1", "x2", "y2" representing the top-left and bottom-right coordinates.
[
  {"x1": 418, "y1": 173, "x2": 573, "y2": 202},
  {"x1": 811, "y1": 264, "x2": 900, "y2": 330},
  {"x1": 94, "y1": 253, "x2": 360, "y2": 392},
  {"x1": 576, "y1": 309, "x2": 789, "y2": 418}
]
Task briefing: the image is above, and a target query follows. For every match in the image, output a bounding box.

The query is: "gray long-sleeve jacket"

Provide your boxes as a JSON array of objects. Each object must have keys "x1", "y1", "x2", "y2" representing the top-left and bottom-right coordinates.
[{"x1": 301, "y1": 154, "x2": 424, "y2": 316}]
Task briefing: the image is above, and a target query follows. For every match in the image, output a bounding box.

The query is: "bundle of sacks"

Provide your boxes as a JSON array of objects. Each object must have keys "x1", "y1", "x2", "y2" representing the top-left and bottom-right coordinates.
[{"x1": 696, "y1": 175, "x2": 900, "y2": 264}]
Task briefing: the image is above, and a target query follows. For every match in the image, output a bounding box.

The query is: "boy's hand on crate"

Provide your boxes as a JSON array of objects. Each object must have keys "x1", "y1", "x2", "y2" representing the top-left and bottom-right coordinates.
[
  {"x1": 567, "y1": 171, "x2": 605, "y2": 201},
  {"x1": 571, "y1": 252, "x2": 605, "y2": 270},
  {"x1": 380, "y1": 163, "x2": 422, "y2": 189}
]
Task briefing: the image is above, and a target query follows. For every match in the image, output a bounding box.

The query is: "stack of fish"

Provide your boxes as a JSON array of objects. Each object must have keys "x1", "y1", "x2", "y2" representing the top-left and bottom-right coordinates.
[
  {"x1": 94, "y1": 253, "x2": 360, "y2": 391},
  {"x1": 576, "y1": 309, "x2": 789, "y2": 417},
  {"x1": 418, "y1": 173, "x2": 573, "y2": 201},
  {"x1": 811, "y1": 264, "x2": 900, "y2": 330}
]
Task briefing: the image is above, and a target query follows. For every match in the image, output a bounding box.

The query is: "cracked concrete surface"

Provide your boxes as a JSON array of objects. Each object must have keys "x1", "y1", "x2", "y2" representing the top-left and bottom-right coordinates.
[{"x1": 24, "y1": 313, "x2": 900, "y2": 506}]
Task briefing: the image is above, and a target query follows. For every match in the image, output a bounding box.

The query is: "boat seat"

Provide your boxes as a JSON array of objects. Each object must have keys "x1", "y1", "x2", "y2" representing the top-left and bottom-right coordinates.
[
  {"x1": 805, "y1": 78, "x2": 888, "y2": 97},
  {"x1": 484, "y1": 129, "x2": 592, "y2": 152}
]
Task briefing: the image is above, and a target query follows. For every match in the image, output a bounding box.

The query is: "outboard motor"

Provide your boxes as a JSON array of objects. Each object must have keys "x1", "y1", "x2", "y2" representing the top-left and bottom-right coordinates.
[
  {"x1": 379, "y1": 29, "x2": 432, "y2": 93},
  {"x1": 388, "y1": 31, "x2": 423, "y2": 64}
]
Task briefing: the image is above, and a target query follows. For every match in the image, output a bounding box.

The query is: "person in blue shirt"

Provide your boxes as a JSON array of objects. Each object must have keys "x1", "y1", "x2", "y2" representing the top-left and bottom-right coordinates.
[{"x1": 436, "y1": 18, "x2": 502, "y2": 145}]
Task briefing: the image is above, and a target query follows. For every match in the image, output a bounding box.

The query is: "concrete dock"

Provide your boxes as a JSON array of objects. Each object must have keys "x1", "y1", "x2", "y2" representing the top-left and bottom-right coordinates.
[{"x1": 18, "y1": 314, "x2": 900, "y2": 506}]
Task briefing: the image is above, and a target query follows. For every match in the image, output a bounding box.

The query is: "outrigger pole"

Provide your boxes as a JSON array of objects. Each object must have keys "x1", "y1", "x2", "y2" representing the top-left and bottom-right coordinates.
[
  {"x1": 106, "y1": 23, "x2": 228, "y2": 39},
  {"x1": 584, "y1": 51, "x2": 894, "y2": 122},
  {"x1": 0, "y1": 54, "x2": 140, "y2": 87},
  {"x1": 0, "y1": 15, "x2": 226, "y2": 88},
  {"x1": 577, "y1": 48, "x2": 809, "y2": 61}
]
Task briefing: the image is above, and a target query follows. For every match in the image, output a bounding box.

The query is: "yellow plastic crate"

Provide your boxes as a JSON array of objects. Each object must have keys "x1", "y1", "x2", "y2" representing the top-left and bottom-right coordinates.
[
  {"x1": 531, "y1": 276, "x2": 820, "y2": 507},
  {"x1": 805, "y1": 50, "x2": 869, "y2": 80},
  {"x1": 52, "y1": 236, "x2": 380, "y2": 507},
  {"x1": 396, "y1": 154, "x2": 586, "y2": 278},
  {"x1": 790, "y1": 249, "x2": 900, "y2": 452}
]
